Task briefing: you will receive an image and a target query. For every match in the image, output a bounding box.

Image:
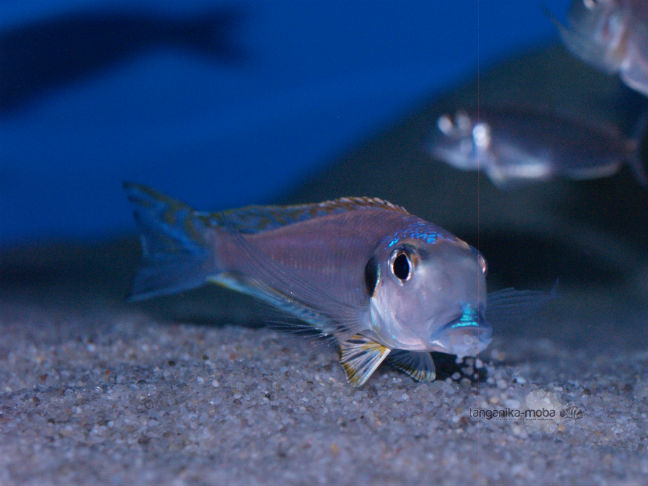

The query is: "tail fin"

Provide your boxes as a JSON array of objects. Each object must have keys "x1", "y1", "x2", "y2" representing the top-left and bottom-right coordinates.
[
  {"x1": 628, "y1": 112, "x2": 648, "y2": 187},
  {"x1": 123, "y1": 182, "x2": 215, "y2": 301}
]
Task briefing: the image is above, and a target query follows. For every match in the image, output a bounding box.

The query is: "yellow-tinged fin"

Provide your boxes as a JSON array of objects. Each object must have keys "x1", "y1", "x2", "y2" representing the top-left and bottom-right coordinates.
[
  {"x1": 338, "y1": 334, "x2": 391, "y2": 387},
  {"x1": 200, "y1": 196, "x2": 410, "y2": 234},
  {"x1": 388, "y1": 350, "x2": 436, "y2": 382}
]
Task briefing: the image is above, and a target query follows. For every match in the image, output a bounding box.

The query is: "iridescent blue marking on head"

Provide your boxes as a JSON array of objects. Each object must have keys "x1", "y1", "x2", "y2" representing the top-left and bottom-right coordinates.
[
  {"x1": 450, "y1": 302, "x2": 479, "y2": 329},
  {"x1": 387, "y1": 221, "x2": 446, "y2": 248}
]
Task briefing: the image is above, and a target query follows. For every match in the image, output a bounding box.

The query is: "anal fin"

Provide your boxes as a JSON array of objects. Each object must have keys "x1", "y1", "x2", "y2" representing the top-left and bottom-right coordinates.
[
  {"x1": 338, "y1": 334, "x2": 390, "y2": 387},
  {"x1": 388, "y1": 350, "x2": 436, "y2": 382}
]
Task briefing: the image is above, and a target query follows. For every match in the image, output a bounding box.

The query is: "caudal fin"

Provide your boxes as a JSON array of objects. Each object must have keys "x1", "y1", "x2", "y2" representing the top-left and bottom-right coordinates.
[{"x1": 123, "y1": 182, "x2": 215, "y2": 301}]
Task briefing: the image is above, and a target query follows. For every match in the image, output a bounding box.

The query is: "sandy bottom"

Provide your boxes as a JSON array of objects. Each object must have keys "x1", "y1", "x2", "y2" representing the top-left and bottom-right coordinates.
[{"x1": 1, "y1": 239, "x2": 647, "y2": 486}]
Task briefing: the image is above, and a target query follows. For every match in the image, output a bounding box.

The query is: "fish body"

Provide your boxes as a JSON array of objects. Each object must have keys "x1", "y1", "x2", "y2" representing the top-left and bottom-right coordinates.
[
  {"x1": 550, "y1": 0, "x2": 648, "y2": 96},
  {"x1": 428, "y1": 107, "x2": 647, "y2": 188},
  {"x1": 124, "y1": 183, "x2": 492, "y2": 386}
]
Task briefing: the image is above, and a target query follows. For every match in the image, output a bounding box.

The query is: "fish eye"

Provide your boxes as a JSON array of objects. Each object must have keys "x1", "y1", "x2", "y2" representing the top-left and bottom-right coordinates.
[
  {"x1": 437, "y1": 114, "x2": 454, "y2": 136},
  {"x1": 391, "y1": 250, "x2": 412, "y2": 282}
]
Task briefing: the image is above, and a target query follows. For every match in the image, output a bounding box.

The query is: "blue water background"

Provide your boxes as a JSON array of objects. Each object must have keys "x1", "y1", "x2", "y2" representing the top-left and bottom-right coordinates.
[{"x1": 0, "y1": 0, "x2": 570, "y2": 246}]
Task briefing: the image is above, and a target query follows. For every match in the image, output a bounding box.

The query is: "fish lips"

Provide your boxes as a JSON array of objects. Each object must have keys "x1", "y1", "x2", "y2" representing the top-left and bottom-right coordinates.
[{"x1": 430, "y1": 311, "x2": 492, "y2": 358}]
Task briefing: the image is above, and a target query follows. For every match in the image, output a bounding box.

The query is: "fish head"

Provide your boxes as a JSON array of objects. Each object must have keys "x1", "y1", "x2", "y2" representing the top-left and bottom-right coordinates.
[
  {"x1": 552, "y1": 0, "x2": 628, "y2": 73},
  {"x1": 367, "y1": 221, "x2": 491, "y2": 357},
  {"x1": 428, "y1": 110, "x2": 491, "y2": 171}
]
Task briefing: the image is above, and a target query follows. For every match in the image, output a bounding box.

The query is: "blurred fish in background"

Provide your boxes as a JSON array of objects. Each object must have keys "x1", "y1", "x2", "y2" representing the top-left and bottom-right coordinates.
[
  {"x1": 0, "y1": 6, "x2": 244, "y2": 113},
  {"x1": 549, "y1": 0, "x2": 648, "y2": 97},
  {"x1": 427, "y1": 106, "x2": 648, "y2": 188}
]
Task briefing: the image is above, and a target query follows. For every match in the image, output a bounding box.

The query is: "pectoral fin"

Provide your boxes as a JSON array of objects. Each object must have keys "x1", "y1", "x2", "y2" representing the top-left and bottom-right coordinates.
[
  {"x1": 338, "y1": 335, "x2": 391, "y2": 387},
  {"x1": 388, "y1": 350, "x2": 436, "y2": 382}
]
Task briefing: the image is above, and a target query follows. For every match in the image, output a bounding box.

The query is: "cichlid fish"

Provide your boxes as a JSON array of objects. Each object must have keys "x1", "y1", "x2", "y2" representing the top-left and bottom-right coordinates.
[
  {"x1": 427, "y1": 107, "x2": 648, "y2": 188},
  {"x1": 124, "y1": 183, "x2": 494, "y2": 386},
  {"x1": 548, "y1": 0, "x2": 648, "y2": 97}
]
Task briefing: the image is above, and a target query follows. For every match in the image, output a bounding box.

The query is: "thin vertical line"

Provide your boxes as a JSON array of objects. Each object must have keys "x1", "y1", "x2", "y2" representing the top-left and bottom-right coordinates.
[
  {"x1": 476, "y1": 1, "x2": 481, "y2": 335},
  {"x1": 475, "y1": 0, "x2": 482, "y2": 469},
  {"x1": 476, "y1": 0, "x2": 481, "y2": 265}
]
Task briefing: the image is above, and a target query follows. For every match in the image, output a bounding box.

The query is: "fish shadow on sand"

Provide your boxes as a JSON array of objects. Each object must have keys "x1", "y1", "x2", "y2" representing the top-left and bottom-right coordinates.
[{"x1": 432, "y1": 353, "x2": 488, "y2": 383}]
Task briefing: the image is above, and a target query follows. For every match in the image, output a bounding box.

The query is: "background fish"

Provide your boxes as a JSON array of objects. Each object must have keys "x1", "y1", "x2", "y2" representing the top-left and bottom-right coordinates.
[
  {"x1": 427, "y1": 106, "x2": 648, "y2": 188},
  {"x1": 549, "y1": 0, "x2": 648, "y2": 96},
  {"x1": 124, "y1": 183, "x2": 493, "y2": 386}
]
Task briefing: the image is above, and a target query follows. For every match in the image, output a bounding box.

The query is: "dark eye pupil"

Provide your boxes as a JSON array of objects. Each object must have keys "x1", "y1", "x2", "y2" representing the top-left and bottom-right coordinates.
[{"x1": 393, "y1": 253, "x2": 410, "y2": 280}]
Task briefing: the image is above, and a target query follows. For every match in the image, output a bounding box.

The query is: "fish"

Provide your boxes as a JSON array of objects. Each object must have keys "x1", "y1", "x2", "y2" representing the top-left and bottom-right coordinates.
[
  {"x1": 123, "y1": 182, "x2": 494, "y2": 387},
  {"x1": 0, "y1": 7, "x2": 244, "y2": 113},
  {"x1": 427, "y1": 106, "x2": 648, "y2": 188},
  {"x1": 547, "y1": 0, "x2": 648, "y2": 97}
]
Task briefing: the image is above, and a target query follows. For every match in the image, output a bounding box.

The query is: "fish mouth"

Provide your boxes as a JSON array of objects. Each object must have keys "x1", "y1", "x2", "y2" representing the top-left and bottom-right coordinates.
[{"x1": 429, "y1": 309, "x2": 492, "y2": 357}]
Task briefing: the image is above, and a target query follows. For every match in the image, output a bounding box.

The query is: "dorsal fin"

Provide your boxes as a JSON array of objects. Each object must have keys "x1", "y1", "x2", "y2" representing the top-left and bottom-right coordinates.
[{"x1": 199, "y1": 196, "x2": 409, "y2": 234}]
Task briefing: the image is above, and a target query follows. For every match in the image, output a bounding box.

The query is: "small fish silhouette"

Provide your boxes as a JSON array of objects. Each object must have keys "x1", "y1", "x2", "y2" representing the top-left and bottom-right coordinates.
[{"x1": 0, "y1": 7, "x2": 244, "y2": 112}]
